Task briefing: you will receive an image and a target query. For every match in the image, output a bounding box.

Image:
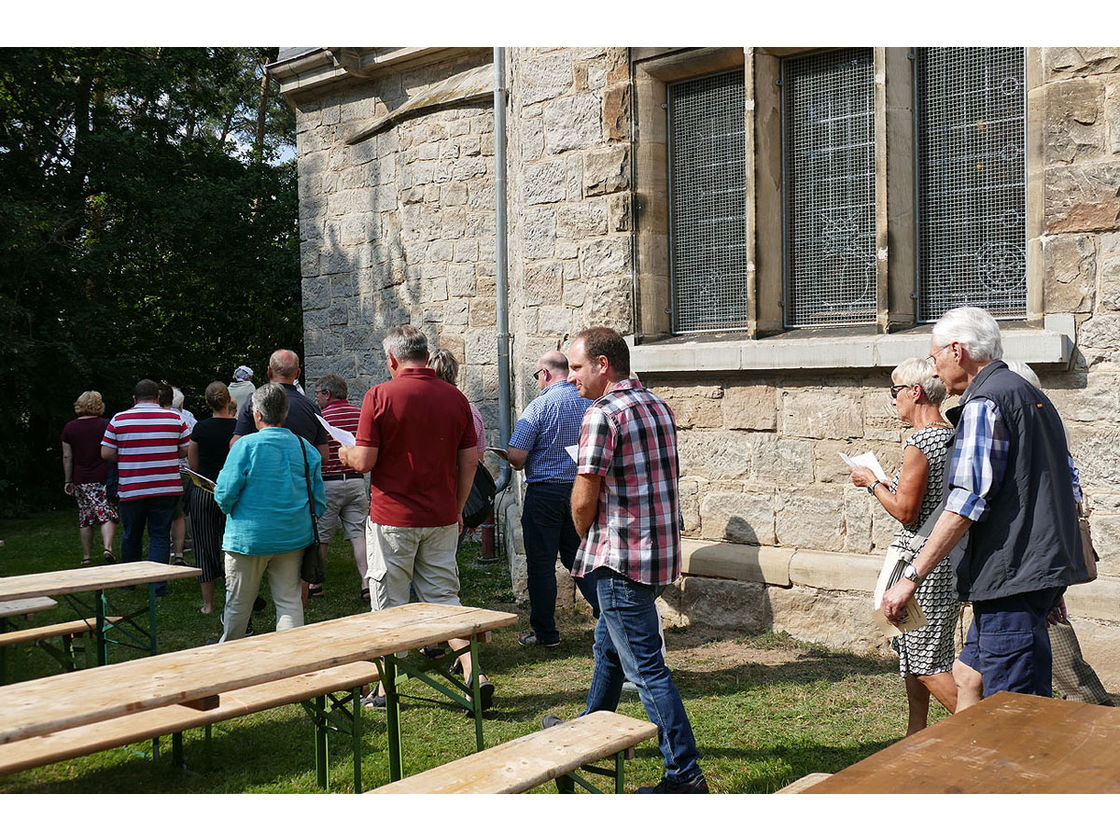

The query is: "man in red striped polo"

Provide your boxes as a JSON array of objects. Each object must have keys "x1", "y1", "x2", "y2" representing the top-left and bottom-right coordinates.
[
  {"x1": 313, "y1": 374, "x2": 370, "y2": 602},
  {"x1": 100, "y1": 379, "x2": 190, "y2": 591}
]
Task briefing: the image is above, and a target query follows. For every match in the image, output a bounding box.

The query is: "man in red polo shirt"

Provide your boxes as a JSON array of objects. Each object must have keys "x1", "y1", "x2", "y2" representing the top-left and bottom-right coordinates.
[{"x1": 339, "y1": 325, "x2": 492, "y2": 708}]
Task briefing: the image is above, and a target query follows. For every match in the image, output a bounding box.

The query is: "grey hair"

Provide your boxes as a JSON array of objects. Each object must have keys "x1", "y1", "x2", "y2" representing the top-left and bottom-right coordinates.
[
  {"x1": 171, "y1": 386, "x2": 185, "y2": 409},
  {"x1": 251, "y1": 382, "x2": 289, "y2": 426},
  {"x1": 892, "y1": 356, "x2": 946, "y2": 406},
  {"x1": 931, "y1": 306, "x2": 1003, "y2": 362},
  {"x1": 1004, "y1": 359, "x2": 1041, "y2": 389},
  {"x1": 383, "y1": 325, "x2": 429, "y2": 363}
]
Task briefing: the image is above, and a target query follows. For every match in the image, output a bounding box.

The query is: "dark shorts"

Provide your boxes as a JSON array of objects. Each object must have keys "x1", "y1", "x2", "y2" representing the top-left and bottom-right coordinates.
[{"x1": 959, "y1": 587, "x2": 1064, "y2": 698}]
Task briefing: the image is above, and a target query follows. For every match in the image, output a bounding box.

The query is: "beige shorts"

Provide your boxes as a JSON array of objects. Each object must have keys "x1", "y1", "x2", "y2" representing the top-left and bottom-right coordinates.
[
  {"x1": 317, "y1": 477, "x2": 370, "y2": 543},
  {"x1": 365, "y1": 521, "x2": 460, "y2": 611}
]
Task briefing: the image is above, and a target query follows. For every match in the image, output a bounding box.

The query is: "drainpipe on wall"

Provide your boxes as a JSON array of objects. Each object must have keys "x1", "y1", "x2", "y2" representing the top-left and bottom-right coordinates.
[{"x1": 493, "y1": 46, "x2": 512, "y2": 494}]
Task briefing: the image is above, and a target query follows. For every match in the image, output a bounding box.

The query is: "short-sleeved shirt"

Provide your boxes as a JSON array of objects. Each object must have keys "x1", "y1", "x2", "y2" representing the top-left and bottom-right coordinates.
[
  {"x1": 232, "y1": 382, "x2": 329, "y2": 450},
  {"x1": 62, "y1": 416, "x2": 110, "y2": 484},
  {"x1": 320, "y1": 398, "x2": 363, "y2": 475},
  {"x1": 191, "y1": 417, "x2": 237, "y2": 481},
  {"x1": 571, "y1": 379, "x2": 681, "y2": 586},
  {"x1": 356, "y1": 367, "x2": 477, "y2": 527},
  {"x1": 101, "y1": 402, "x2": 190, "y2": 501},
  {"x1": 508, "y1": 380, "x2": 590, "y2": 484}
]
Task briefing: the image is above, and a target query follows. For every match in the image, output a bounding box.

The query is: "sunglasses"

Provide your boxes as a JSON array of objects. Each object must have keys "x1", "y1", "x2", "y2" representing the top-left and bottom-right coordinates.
[
  {"x1": 889, "y1": 384, "x2": 909, "y2": 399},
  {"x1": 533, "y1": 369, "x2": 546, "y2": 380}
]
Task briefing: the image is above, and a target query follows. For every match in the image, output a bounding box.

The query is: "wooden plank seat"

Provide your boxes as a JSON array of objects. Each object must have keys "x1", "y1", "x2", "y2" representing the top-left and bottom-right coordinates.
[
  {"x1": 368, "y1": 711, "x2": 659, "y2": 794},
  {"x1": 774, "y1": 772, "x2": 832, "y2": 793},
  {"x1": 0, "y1": 660, "x2": 382, "y2": 791},
  {"x1": 0, "y1": 617, "x2": 121, "y2": 648}
]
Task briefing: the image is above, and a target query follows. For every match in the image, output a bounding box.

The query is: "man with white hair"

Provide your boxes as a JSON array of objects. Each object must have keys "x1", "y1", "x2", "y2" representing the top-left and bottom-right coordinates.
[{"x1": 881, "y1": 306, "x2": 1087, "y2": 706}]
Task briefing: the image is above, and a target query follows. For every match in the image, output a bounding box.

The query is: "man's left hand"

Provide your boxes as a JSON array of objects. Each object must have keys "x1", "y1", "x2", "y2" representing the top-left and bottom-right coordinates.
[{"x1": 881, "y1": 578, "x2": 918, "y2": 624}]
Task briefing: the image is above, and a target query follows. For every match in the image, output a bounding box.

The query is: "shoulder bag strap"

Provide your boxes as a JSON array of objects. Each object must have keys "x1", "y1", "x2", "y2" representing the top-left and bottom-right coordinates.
[{"x1": 298, "y1": 437, "x2": 319, "y2": 543}]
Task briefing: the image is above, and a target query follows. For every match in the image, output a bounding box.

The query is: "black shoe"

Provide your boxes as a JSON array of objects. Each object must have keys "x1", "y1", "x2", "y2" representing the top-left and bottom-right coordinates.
[
  {"x1": 308, "y1": 584, "x2": 324, "y2": 598},
  {"x1": 541, "y1": 714, "x2": 564, "y2": 730},
  {"x1": 637, "y1": 774, "x2": 709, "y2": 794},
  {"x1": 519, "y1": 631, "x2": 560, "y2": 649},
  {"x1": 360, "y1": 588, "x2": 370, "y2": 604}
]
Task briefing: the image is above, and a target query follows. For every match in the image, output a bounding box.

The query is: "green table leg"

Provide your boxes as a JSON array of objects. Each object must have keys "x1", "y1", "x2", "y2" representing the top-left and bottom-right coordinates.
[
  {"x1": 147, "y1": 584, "x2": 158, "y2": 656},
  {"x1": 384, "y1": 655, "x2": 402, "y2": 781},
  {"x1": 352, "y1": 686, "x2": 362, "y2": 793},
  {"x1": 314, "y1": 695, "x2": 328, "y2": 789},
  {"x1": 615, "y1": 752, "x2": 625, "y2": 793},
  {"x1": 468, "y1": 636, "x2": 483, "y2": 752},
  {"x1": 95, "y1": 588, "x2": 108, "y2": 666}
]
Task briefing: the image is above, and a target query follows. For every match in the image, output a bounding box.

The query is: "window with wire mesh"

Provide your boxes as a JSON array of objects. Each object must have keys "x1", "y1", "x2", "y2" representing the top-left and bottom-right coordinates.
[
  {"x1": 916, "y1": 47, "x2": 1026, "y2": 322},
  {"x1": 668, "y1": 70, "x2": 747, "y2": 333},
  {"x1": 782, "y1": 49, "x2": 877, "y2": 328}
]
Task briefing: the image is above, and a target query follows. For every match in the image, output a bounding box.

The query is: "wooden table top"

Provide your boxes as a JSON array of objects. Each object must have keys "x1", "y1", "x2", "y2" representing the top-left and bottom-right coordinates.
[
  {"x1": 0, "y1": 562, "x2": 201, "y2": 601},
  {"x1": 806, "y1": 691, "x2": 1120, "y2": 794},
  {"x1": 0, "y1": 602, "x2": 517, "y2": 746},
  {"x1": 0, "y1": 598, "x2": 58, "y2": 621}
]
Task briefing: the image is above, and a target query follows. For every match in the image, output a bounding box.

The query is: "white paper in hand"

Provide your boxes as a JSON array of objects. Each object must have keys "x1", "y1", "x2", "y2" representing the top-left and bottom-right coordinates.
[
  {"x1": 839, "y1": 450, "x2": 889, "y2": 484},
  {"x1": 316, "y1": 414, "x2": 356, "y2": 447},
  {"x1": 565, "y1": 444, "x2": 579, "y2": 463}
]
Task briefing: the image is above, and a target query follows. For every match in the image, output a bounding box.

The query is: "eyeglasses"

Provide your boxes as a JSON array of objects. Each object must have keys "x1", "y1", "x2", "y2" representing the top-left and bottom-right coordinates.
[
  {"x1": 889, "y1": 384, "x2": 909, "y2": 399},
  {"x1": 533, "y1": 369, "x2": 546, "y2": 380},
  {"x1": 927, "y1": 343, "x2": 953, "y2": 364}
]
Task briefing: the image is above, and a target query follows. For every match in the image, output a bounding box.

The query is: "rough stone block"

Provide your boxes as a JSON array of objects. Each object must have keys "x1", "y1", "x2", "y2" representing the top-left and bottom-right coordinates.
[
  {"x1": 523, "y1": 260, "x2": 563, "y2": 306},
  {"x1": 768, "y1": 587, "x2": 890, "y2": 657},
  {"x1": 536, "y1": 304, "x2": 572, "y2": 335},
  {"x1": 469, "y1": 296, "x2": 497, "y2": 328},
  {"x1": 447, "y1": 263, "x2": 476, "y2": 297},
  {"x1": 1046, "y1": 371, "x2": 1120, "y2": 422},
  {"x1": 1046, "y1": 80, "x2": 1105, "y2": 165},
  {"x1": 789, "y1": 548, "x2": 881, "y2": 594},
  {"x1": 663, "y1": 576, "x2": 769, "y2": 632},
  {"x1": 678, "y1": 429, "x2": 752, "y2": 481},
  {"x1": 1064, "y1": 574, "x2": 1120, "y2": 623},
  {"x1": 583, "y1": 145, "x2": 629, "y2": 196},
  {"x1": 699, "y1": 491, "x2": 776, "y2": 545},
  {"x1": 775, "y1": 489, "x2": 845, "y2": 551},
  {"x1": 780, "y1": 387, "x2": 865, "y2": 440},
  {"x1": 543, "y1": 93, "x2": 602, "y2": 154},
  {"x1": 1044, "y1": 163, "x2": 1120, "y2": 234},
  {"x1": 556, "y1": 201, "x2": 609, "y2": 240},
  {"x1": 608, "y1": 192, "x2": 632, "y2": 232},
  {"x1": 578, "y1": 237, "x2": 630, "y2": 278},
  {"x1": 602, "y1": 82, "x2": 630, "y2": 142},
  {"x1": 1077, "y1": 313, "x2": 1120, "y2": 347},
  {"x1": 1044, "y1": 47, "x2": 1120, "y2": 80},
  {"x1": 844, "y1": 487, "x2": 873, "y2": 553},
  {"x1": 722, "y1": 384, "x2": 776, "y2": 431},
  {"x1": 562, "y1": 281, "x2": 587, "y2": 307},
  {"x1": 523, "y1": 160, "x2": 566, "y2": 205},
  {"x1": 522, "y1": 52, "x2": 574, "y2": 106},
  {"x1": 748, "y1": 433, "x2": 813, "y2": 486}
]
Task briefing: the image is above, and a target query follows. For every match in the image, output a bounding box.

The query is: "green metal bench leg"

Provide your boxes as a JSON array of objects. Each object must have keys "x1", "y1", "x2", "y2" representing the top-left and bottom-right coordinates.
[
  {"x1": 615, "y1": 752, "x2": 625, "y2": 793},
  {"x1": 314, "y1": 695, "x2": 328, "y2": 790},
  {"x1": 147, "y1": 584, "x2": 158, "y2": 656},
  {"x1": 468, "y1": 636, "x2": 483, "y2": 752},
  {"x1": 383, "y1": 655, "x2": 403, "y2": 782},
  {"x1": 172, "y1": 731, "x2": 184, "y2": 768},
  {"x1": 556, "y1": 773, "x2": 575, "y2": 793}
]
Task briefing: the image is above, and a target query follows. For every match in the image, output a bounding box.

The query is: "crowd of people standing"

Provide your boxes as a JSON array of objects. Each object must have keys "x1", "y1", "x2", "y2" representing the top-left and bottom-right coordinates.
[{"x1": 56, "y1": 308, "x2": 1108, "y2": 794}]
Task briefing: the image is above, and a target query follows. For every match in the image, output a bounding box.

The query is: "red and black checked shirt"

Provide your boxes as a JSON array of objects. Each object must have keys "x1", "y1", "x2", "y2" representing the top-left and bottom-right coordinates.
[{"x1": 572, "y1": 378, "x2": 681, "y2": 586}]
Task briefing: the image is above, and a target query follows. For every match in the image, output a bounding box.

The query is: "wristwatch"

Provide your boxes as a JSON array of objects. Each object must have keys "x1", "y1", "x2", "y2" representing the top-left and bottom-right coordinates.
[
  {"x1": 867, "y1": 480, "x2": 881, "y2": 495},
  {"x1": 902, "y1": 564, "x2": 925, "y2": 585}
]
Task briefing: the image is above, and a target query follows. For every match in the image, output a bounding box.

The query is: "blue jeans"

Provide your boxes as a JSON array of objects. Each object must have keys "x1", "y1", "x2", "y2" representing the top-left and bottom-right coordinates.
[
  {"x1": 583, "y1": 567, "x2": 701, "y2": 783},
  {"x1": 119, "y1": 495, "x2": 178, "y2": 566},
  {"x1": 522, "y1": 483, "x2": 599, "y2": 642}
]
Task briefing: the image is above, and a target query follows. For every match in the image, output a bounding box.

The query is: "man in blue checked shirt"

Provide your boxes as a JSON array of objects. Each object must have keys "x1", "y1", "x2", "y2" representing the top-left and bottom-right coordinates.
[
  {"x1": 508, "y1": 350, "x2": 597, "y2": 648},
  {"x1": 881, "y1": 307, "x2": 1088, "y2": 707}
]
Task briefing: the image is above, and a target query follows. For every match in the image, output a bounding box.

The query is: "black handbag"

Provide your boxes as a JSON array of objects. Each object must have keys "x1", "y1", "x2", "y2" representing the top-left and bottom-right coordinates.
[
  {"x1": 462, "y1": 463, "x2": 497, "y2": 529},
  {"x1": 298, "y1": 438, "x2": 324, "y2": 585}
]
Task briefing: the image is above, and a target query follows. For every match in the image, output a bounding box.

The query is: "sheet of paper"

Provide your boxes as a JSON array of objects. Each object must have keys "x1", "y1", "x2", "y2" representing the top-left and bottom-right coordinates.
[
  {"x1": 565, "y1": 444, "x2": 579, "y2": 463},
  {"x1": 180, "y1": 467, "x2": 216, "y2": 493},
  {"x1": 839, "y1": 450, "x2": 889, "y2": 484},
  {"x1": 316, "y1": 414, "x2": 356, "y2": 447}
]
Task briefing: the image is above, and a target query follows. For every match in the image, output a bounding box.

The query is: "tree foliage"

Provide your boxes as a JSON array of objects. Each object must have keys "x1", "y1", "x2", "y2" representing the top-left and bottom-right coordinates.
[{"x1": 0, "y1": 47, "x2": 301, "y2": 511}]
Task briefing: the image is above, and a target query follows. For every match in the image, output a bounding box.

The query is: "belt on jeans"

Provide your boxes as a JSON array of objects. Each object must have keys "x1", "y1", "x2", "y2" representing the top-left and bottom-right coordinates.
[{"x1": 323, "y1": 472, "x2": 363, "y2": 481}]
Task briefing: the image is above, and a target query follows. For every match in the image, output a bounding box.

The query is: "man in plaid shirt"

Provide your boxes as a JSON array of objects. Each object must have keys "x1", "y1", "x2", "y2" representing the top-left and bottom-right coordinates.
[
  {"x1": 882, "y1": 307, "x2": 1086, "y2": 707},
  {"x1": 541, "y1": 326, "x2": 707, "y2": 794}
]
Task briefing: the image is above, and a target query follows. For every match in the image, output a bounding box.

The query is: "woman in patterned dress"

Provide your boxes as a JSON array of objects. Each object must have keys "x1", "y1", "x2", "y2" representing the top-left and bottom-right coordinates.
[{"x1": 850, "y1": 356, "x2": 959, "y2": 735}]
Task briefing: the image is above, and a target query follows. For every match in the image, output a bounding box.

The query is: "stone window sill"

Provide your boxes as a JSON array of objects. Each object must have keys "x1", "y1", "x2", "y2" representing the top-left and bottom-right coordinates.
[{"x1": 629, "y1": 314, "x2": 1075, "y2": 373}]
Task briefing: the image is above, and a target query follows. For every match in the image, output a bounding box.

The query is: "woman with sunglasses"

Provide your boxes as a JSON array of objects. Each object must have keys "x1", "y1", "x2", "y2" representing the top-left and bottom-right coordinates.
[{"x1": 850, "y1": 356, "x2": 959, "y2": 735}]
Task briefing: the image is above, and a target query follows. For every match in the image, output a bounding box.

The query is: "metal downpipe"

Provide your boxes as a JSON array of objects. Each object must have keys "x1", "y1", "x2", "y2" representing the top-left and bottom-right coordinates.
[{"x1": 493, "y1": 46, "x2": 512, "y2": 494}]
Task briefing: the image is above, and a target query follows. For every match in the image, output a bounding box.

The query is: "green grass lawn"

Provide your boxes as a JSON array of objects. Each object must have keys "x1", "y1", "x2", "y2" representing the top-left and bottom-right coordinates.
[{"x1": 0, "y1": 509, "x2": 934, "y2": 794}]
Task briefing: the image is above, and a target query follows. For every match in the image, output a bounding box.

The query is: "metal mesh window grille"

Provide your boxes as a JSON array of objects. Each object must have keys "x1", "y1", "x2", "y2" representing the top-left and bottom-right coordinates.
[
  {"x1": 782, "y1": 49, "x2": 877, "y2": 328},
  {"x1": 668, "y1": 70, "x2": 748, "y2": 333},
  {"x1": 916, "y1": 48, "x2": 1026, "y2": 322}
]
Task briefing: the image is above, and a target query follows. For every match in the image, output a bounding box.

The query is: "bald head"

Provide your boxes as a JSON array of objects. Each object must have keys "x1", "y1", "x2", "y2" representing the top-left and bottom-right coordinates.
[
  {"x1": 268, "y1": 349, "x2": 301, "y2": 383},
  {"x1": 533, "y1": 350, "x2": 569, "y2": 391}
]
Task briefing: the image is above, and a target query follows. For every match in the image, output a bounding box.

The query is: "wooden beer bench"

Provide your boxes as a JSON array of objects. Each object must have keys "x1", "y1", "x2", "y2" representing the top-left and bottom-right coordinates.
[
  {"x1": 368, "y1": 711, "x2": 659, "y2": 794},
  {"x1": 0, "y1": 613, "x2": 123, "y2": 682},
  {"x1": 0, "y1": 661, "x2": 381, "y2": 791}
]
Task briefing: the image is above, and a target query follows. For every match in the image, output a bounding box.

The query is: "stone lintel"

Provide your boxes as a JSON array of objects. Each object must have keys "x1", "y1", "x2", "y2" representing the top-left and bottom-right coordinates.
[
  {"x1": 681, "y1": 539, "x2": 792, "y2": 586},
  {"x1": 789, "y1": 549, "x2": 881, "y2": 594}
]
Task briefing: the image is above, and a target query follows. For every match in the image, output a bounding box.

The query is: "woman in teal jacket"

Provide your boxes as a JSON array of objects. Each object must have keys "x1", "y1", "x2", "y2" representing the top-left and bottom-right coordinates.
[{"x1": 215, "y1": 383, "x2": 326, "y2": 641}]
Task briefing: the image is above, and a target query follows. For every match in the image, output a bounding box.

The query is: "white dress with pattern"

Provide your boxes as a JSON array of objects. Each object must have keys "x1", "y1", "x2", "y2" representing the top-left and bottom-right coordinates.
[{"x1": 890, "y1": 425, "x2": 958, "y2": 677}]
